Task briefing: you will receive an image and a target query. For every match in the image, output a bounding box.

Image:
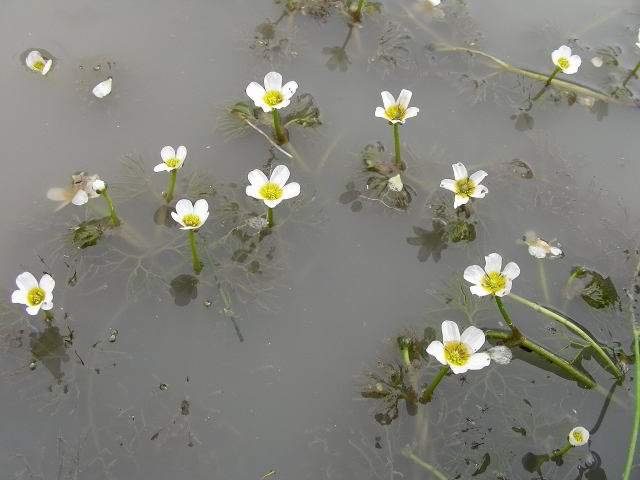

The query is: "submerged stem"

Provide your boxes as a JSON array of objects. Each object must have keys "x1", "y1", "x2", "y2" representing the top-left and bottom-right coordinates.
[
  {"x1": 508, "y1": 293, "x2": 622, "y2": 379},
  {"x1": 537, "y1": 259, "x2": 551, "y2": 304},
  {"x1": 188, "y1": 230, "x2": 201, "y2": 274},
  {"x1": 267, "y1": 207, "x2": 274, "y2": 228},
  {"x1": 402, "y1": 448, "x2": 449, "y2": 480},
  {"x1": 531, "y1": 66, "x2": 560, "y2": 101},
  {"x1": 623, "y1": 288, "x2": 640, "y2": 479},
  {"x1": 353, "y1": 0, "x2": 366, "y2": 22},
  {"x1": 102, "y1": 188, "x2": 120, "y2": 226},
  {"x1": 43, "y1": 310, "x2": 54, "y2": 323},
  {"x1": 166, "y1": 170, "x2": 177, "y2": 203},
  {"x1": 484, "y1": 330, "x2": 596, "y2": 388},
  {"x1": 551, "y1": 442, "x2": 573, "y2": 460},
  {"x1": 494, "y1": 296, "x2": 521, "y2": 338},
  {"x1": 622, "y1": 59, "x2": 640, "y2": 87},
  {"x1": 420, "y1": 365, "x2": 449, "y2": 402},
  {"x1": 272, "y1": 109, "x2": 285, "y2": 144},
  {"x1": 393, "y1": 123, "x2": 402, "y2": 168}
]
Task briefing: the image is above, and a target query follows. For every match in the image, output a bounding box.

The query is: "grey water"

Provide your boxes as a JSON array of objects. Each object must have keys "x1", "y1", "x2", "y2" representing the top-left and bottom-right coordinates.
[{"x1": 1, "y1": 0, "x2": 639, "y2": 478}]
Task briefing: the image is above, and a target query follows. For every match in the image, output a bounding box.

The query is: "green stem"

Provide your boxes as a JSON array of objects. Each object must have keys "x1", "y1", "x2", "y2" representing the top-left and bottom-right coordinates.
[
  {"x1": 43, "y1": 310, "x2": 54, "y2": 323},
  {"x1": 354, "y1": 0, "x2": 365, "y2": 22},
  {"x1": 267, "y1": 207, "x2": 274, "y2": 228},
  {"x1": 531, "y1": 66, "x2": 560, "y2": 101},
  {"x1": 508, "y1": 293, "x2": 622, "y2": 379},
  {"x1": 102, "y1": 188, "x2": 120, "y2": 226},
  {"x1": 403, "y1": 347, "x2": 411, "y2": 367},
  {"x1": 272, "y1": 109, "x2": 285, "y2": 145},
  {"x1": 485, "y1": 330, "x2": 596, "y2": 388},
  {"x1": 188, "y1": 230, "x2": 201, "y2": 274},
  {"x1": 433, "y1": 46, "x2": 634, "y2": 106},
  {"x1": 402, "y1": 448, "x2": 448, "y2": 480},
  {"x1": 494, "y1": 296, "x2": 522, "y2": 338},
  {"x1": 551, "y1": 442, "x2": 573, "y2": 460},
  {"x1": 393, "y1": 123, "x2": 401, "y2": 169},
  {"x1": 537, "y1": 259, "x2": 551, "y2": 304},
  {"x1": 420, "y1": 365, "x2": 449, "y2": 402},
  {"x1": 166, "y1": 170, "x2": 177, "y2": 203},
  {"x1": 622, "y1": 59, "x2": 640, "y2": 87},
  {"x1": 623, "y1": 290, "x2": 640, "y2": 479}
]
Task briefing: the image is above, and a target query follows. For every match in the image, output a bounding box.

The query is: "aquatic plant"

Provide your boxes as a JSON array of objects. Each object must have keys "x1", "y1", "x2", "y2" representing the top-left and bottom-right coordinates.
[
  {"x1": 154, "y1": 145, "x2": 187, "y2": 203},
  {"x1": 92, "y1": 77, "x2": 113, "y2": 98},
  {"x1": 25, "y1": 50, "x2": 52, "y2": 75},
  {"x1": 246, "y1": 71, "x2": 298, "y2": 144},
  {"x1": 171, "y1": 199, "x2": 210, "y2": 274},
  {"x1": 551, "y1": 426, "x2": 590, "y2": 460},
  {"x1": 245, "y1": 164, "x2": 300, "y2": 227},
  {"x1": 374, "y1": 89, "x2": 419, "y2": 169},
  {"x1": 439, "y1": 162, "x2": 488, "y2": 209},
  {"x1": 11, "y1": 272, "x2": 55, "y2": 318}
]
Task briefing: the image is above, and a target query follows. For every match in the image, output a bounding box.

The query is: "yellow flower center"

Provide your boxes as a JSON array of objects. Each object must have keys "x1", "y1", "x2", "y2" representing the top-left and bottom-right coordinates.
[
  {"x1": 33, "y1": 61, "x2": 45, "y2": 71},
  {"x1": 444, "y1": 341, "x2": 470, "y2": 366},
  {"x1": 259, "y1": 183, "x2": 283, "y2": 200},
  {"x1": 386, "y1": 104, "x2": 406, "y2": 120},
  {"x1": 455, "y1": 177, "x2": 476, "y2": 197},
  {"x1": 572, "y1": 431, "x2": 584, "y2": 443},
  {"x1": 556, "y1": 57, "x2": 569, "y2": 70},
  {"x1": 481, "y1": 271, "x2": 506, "y2": 294},
  {"x1": 182, "y1": 214, "x2": 201, "y2": 227},
  {"x1": 165, "y1": 157, "x2": 180, "y2": 168},
  {"x1": 264, "y1": 90, "x2": 284, "y2": 106},
  {"x1": 28, "y1": 287, "x2": 45, "y2": 306}
]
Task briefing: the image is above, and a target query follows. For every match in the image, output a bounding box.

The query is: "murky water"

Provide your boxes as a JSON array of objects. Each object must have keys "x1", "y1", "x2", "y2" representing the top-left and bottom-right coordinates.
[{"x1": 2, "y1": 1, "x2": 639, "y2": 478}]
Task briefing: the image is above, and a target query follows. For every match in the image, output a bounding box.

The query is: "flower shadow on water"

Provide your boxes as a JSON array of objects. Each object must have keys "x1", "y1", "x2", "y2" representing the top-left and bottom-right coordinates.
[
  {"x1": 169, "y1": 274, "x2": 199, "y2": 307},
  {"x1": 30, "y1": 325, "x2": 70, "y2": 382}
]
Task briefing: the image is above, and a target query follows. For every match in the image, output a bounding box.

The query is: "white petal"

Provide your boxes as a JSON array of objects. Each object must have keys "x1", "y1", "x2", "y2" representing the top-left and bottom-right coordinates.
[
  {"x1": 380, "y1": 91, "x2": 395, "y2": 110},
  {"x1": 248, "y1": 169, "x2": 269, "y2": 187},
  {"x1": 463, "y1": 265, "x2": 486, "y2": 285},
  {"x1": 449, "y1": 363, "x2": 468, "y2": 374},
  {"x1": 264, "y1": 71, "x2": 282, "y2": 92},
  {"x1": 563, "y1": 55, "x2": 581, "y2": 74},
  {"x1": 426, "y1": 341, "x2": 446, "y2": 365},
  {"x1": 460, "y1": 326, "x2": 485, "y2": 353},
  {"x1": 39, "y1": 274, "x2": 55, "y2": 294},
  {"x1": 441, "y1": 320, "x2": 460, "y2": 343},
  {"x1": 16, "y1": 272, "x2": 38, "y2": 290},
  {"x1": 452, "y1": 162, "x2": 468, "y2": 181},
  {"x1": 281, "y1": 182, "x2": 300, "y2": 200},
  {"x1": 270, "y1": 165, "x2": 290, "y2": 187},
  {"x1": 46, "y1": 188, "x2": 70, "y2": 202},
  {"x1": 264, "y1": 198, "x2": 283, "y2": 208},
  {"x1": 92, "y1": 77, "x2": 112, "y2": 98},
  {"x1": 389, "y1": 118, "x2": 405, "y2": 124},
  {"x1": 26, "y1": 50, "x2": 44, "y2": 70},
  {"x1": 193, "y1": 199, "x2": 209, "y2": 218},
  {"x1": 439, "y1": 179, "x2": 456, "y2": 192},
  {"x1": 199, "y1": 211, "x2": 209, "y2": 226},
  {"x1": 484, "y1": 253, "x2": 502, "y2": 273},
  {"x1": 176, "y1": 146, "x2": 187, "y2": 161},
  {"x1": 496, "y1": 280, "x2": 512, "y2": 297},
  {"x1": 470, "y1": 185, "x2": 488, "y2": 198},
  {"x1": 404, "y1": 107, "x2": 419, "y2": 119},
  {"x1": 11, "y1": 289, "x2": 28, "y2": 305},
  {"x1": 397, "y1": 89, "x2": 412, "y2": 109},
  {"x1": 26, "y1": 305, "x2": 41, "y2": 316},
  {"x1": 374, "y1": 107, "x2": 389, "y2": 120},
  {"x1": 281, "y1": 81, "x2": 298, "y2": 100},
  {"x1": 246, "y1": 185, "x2": 262, "y2": 200},
  {"x1": 550, "y1": 247, "x2": 563, "y2": 256},
  {"x1": 465, "y1": 352, "x2": 491, "y2": 370},
  {"x1": 470, "y1": 285, "x2": 491, "y2": 296},
  {"x1": 453, "y1": 195, "x2": 469, "y2": 209},
  {"x1": 246, "y1": 81, "x2": 267, "y2": 104},
  {"x1": 528, "y1": 245, "x2": 546, "y2": 258},
  {"x1": 161, "y1": 146, "x2": 176, "y2": 162},
  {"x1": 273, "y1": 98, "x2": 291, "y2": 110},
  {"x1": 502, "y1": 262, "x2": 520, "y2": 281},
  {"x1": 551, "y1": 49, "x2": 562, "y2": 65},
  {"x1": 387, "y1": 174, "x2": 403, "y2": 192},
  {"x1": 556, "y1": 45, "x2": 572, "y2": 59},
  {"x1": 41, "y1": 301, "x2": 53, "y2": 311},
  {"x1": 569, "y1": 427, "x2": 589, "y2": 446},
  {"x1": 469, "y1": 170, "x2": 487, "y2": 185},
  {"x1": 154, "y1": 163, "x2": 171, "y2": 172},
  {"x1": 42, "y1": 59, "x2": 52, "y2": 75},
  {"x1": 170, "y1": 211, "x2": 183, "y2": 226},
  {"x1": 175, "y1": 199, "x2": 194, "y2": 217},
  {"x1": 72, "y1": 190, "x2": 89, "y2": 205}
]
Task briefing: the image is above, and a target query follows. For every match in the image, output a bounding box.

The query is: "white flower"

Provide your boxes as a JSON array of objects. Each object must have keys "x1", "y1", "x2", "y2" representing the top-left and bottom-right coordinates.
[
  {"x1": 551, "y1": 45, "x2": 581, "y2": 74},
  {"x1": 154, "y1": 146, "x2": 187, "y2": 172},
  {"x1": 245, "y1": 165, "x2": 300, "y2": 208},
  {"x1": 26, "y1": 50, "x2": 52, "y2": 75},
  {"x1": 92, "y1": 77, "x2": 112, "y2": 98},
  {"x1": 92, "y1": 179, "x2": 106, "y2": 194},
  {"x1": 464, "y1": 253, "x2": 520, "y2": 297},
  {"x1": 246, "y1": 72, "x2": 298, "y2": 113},
  {"x1": 388, "y1": 174, "x2": 403, "y2": 192},
  {"x1": 440, "y1": 162, "x2": 488, "y2": 209},
  {"x1": 569, "y1": 427, "x2": 589, "y2": 446},
  {"x1": 71, "y1": 173, "x2": 103, "y2": 206},
  {"x1": 426, "y1": 320, "x2": 491, "y2": 374},
  {"x1": 374, "y1": 89, "x2": 419, "y2": 124},
  {"x1": 11, "y1": 272, "x2": 55, "y2": 316},
  {"x1": 487, "y1": 345, "x2": 512, "y2": 365},
  {"x1": 171, "y1": 199, "x2": 209, "y2": 230},
  {"x1": 427, "y1": 0, "x2": 441, "y2": 5},
  {"x1": 523, "y1": 231, "x2": 563, "y2": 259},
  {"x1": 636, "y1": 27, "x2": 640, "y2": 49}
]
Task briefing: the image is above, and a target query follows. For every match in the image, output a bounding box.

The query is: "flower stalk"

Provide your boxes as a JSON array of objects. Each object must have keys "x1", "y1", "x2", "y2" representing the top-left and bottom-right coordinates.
[
  {"x1": 166, "y1": 170, "x2": 177, "y2": 203},
  {"x1": 353, "y1": 0, "x2": 366, "y2": 22},
  {"x1": 551, "y1": 442, "x2": 573, "y2": 460},
  {"x1": 393, "y1": 123, "x2": 401, "y2": 168},
  {"x1": 403, "y1": 346, "x2": 411, "y2": 367},
  {"x1": 188, "y1": 230, "x2": 201, "y2": 274},
  {"x1": 101, "y1": 187, "x2": 120, "y2": 226},
  {"x1": 537, "y1": 259, "x2": 551, "y2": 304},
  {"x1": 272, "y1": 109, "x2": 285, "y2": 144},
  {"x1": 420, "y1": 365, "x2": 449, "y2": 402},
  {"x1": 507, "y1": 293, "x2": 623, "y2": 379},
  {"x1": 494, "y1": 296, "x2": 522, "y2": 339},
  {"x1": 622, "y1": 60, "x2": 640, "y2": 87},
  {"x1": 267, "y1": 207, "x2": 274, "y2": 228},
  {"x1": 531, "y1": 66, "x2": 560, "y2": 101}
]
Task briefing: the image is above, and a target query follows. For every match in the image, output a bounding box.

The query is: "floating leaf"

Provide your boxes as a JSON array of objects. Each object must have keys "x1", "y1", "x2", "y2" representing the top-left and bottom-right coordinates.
[
  {"x1": 449, "y1": 220, "x2": 476, "y2": 243},
  {"x1": 569, "y1": 267, "x2": 619, "y2": 309},
  {"x1": 283, "y1": 93, "x2": 321, "y2": 128}
]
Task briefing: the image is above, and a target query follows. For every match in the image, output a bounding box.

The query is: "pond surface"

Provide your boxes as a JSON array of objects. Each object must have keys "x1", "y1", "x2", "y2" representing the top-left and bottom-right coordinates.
[{"x1": 1, "y1": 1, "x2": 639, "y2": 479}]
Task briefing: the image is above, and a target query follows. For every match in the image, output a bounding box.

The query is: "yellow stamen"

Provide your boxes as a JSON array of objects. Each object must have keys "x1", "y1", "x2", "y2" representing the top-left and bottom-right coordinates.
[
  {"x1": 455, "y1": 177, "x2": 476, "y2": 197},
  {"x1": 182, "y1": 214, "x2": 201, "y2": 227},
  {"x1": 33, "y1": 61, "x2": 45, "y2": 71},
  {"x1": 572, "y1": 431, "x2": 584, "y2": 443},
  {"x1": 165, "y1": 157, "x2": 180, "y2": 168},
  {"x1": 260, "y1": 183, "x2": 282, "y2": 200},
  {"x1": 444, "y1": 341, "x2": 470, "y2": 366},
  {"x1": 386, "y1": 104, "x2": 406, "y2": 120},
  {"x1": 556, "y1": 57, "x2": 569, "y2": 70},
  {"x1": 264, "y1": 90, "x2": 284, "y2": 107},
  {"x1": 28, "y1": 287, "x2": 45, "y2": 306},
  {"x1": 481, "y1": 271, "x2": 506, "y2": 294}
]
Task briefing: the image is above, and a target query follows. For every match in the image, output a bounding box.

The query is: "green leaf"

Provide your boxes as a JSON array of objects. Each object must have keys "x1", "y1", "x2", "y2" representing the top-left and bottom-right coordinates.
[{"x1": 569, "y1": 266, "x2": 619, "y2": 309}]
